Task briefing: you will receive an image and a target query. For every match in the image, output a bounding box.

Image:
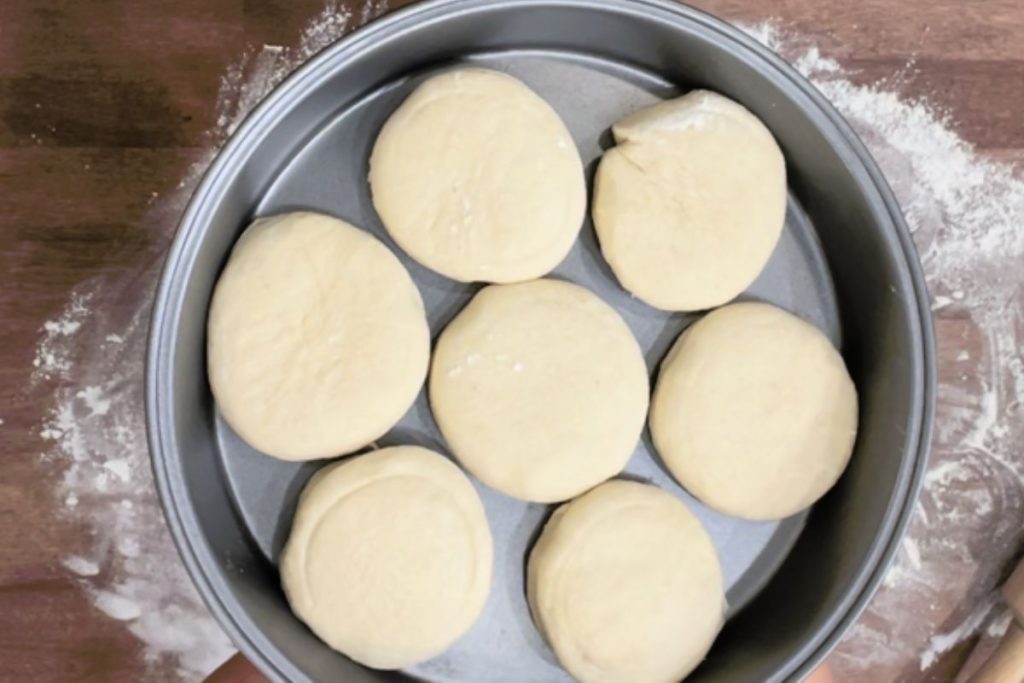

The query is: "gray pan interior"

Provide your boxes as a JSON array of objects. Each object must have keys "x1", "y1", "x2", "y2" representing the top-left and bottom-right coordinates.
[{"x1": 146, "y1": 1, "x2": 935, "y2": 682}]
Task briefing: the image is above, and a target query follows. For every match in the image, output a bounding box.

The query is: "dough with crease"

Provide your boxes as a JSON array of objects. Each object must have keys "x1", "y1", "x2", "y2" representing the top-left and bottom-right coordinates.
[
  {"x1": 593, "y1": 90, "x2": 786, "y2": 311},
  {"x1": 528, "y1": 480, "x2": 725, "y2": 683},
  {"x1": 650, "y1": 302, "x2": 859, "y2": 520},
  {"x1": 370, "y1": 68, "x2": 585, "y2": 283},
  {"x1": 430, "y1": 279, "x2": 648, "y2": 502},
  {"x1": 280, "y1": 446, "x2": 493, "y2": 669},
  {"x1": 207, "y1": 212, "x2": 429, "y2": 461}
]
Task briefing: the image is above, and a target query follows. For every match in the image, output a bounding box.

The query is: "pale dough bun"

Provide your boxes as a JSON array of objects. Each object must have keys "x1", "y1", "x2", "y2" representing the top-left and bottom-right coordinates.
[
  {"x1": 593, "y1": 90, "x2": 787, "y2": 311},
  {"x1": 280, "y1": 446, "x2": 493, "y2": 669},
  {"x1": 429, "y1": 279, "x2": 648, "y2": 503},
  {"x1": 207, "y1": 212, "x2": 429, "y2": 461},
  {"x1": 650, "y1": 302, "x2": 858, "y2": 520},
  {"x1": 528, "y1": 480, "x2": 725, "y2": 683},
  {"x1": 369, "y1": 68, "x2": 585, "y2": 283}
]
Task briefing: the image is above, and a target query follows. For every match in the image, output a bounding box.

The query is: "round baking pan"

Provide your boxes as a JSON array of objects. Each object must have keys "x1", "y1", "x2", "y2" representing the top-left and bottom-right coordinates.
[{"x1": 146, "y1": 0, "x2": 935, "y2": 680}]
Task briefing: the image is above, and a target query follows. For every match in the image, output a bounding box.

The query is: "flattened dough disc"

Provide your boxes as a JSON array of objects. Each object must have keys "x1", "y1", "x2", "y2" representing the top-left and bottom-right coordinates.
[
  {"x1": 593, "y1": 90, "x2": 786, "y2": 311},
  {"x1": 651, "y1": 302, "x2": 858, "y2": 520},
  {"x1": 207, "y1": 212, "x2": 429, "y2": 461},
  {"x1": 430, "y1": 279, "x2": 648, "y2": 502},
  {"x1": 370, "y1": 68, "x2": 585, "y2": 283},
  {"x1": 280, "y1": 446, "x2": 493, "y2": 669},
  {"x1": 528, "y1": 480, "x2": 725, "y2": 683}
]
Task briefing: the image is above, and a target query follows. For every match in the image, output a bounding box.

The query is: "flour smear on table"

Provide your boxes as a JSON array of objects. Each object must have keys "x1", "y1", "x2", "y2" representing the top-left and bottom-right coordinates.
[{"x1": 30, "y1": 6, "x2": 1024, "y2": 681}]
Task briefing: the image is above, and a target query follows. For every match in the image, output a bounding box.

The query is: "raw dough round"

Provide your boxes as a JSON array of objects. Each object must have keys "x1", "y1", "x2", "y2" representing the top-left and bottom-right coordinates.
[
  {"x1": 207, "y1": 212, "x2": 429, "y2": 461},
  {"x1": 650, "y1": 302, "x2": 858, "y2": 520},
  {"x1": 280, "y1": 446, "x2": 493, "y2": 669},
  {"x1": 369, "y1": 67, "x2": 586, "y2": 283},
  {"x1": 593, "y1": 90, "x2": 787, "y2": 311},
  {"x1": 429, "y1": 279, "x2": 648, "y2": 503},
  {"x1": 528, "y1": 480, "x2": 725, "y2": 683}
]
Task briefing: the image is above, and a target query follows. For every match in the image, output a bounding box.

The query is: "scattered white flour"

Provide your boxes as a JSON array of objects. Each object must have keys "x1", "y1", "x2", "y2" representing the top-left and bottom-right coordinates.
[
  {"x1": 32, "y1": 291, "x2": 92, "y2": 381},
  {"x1": 917, "y1": 593, "x2": 995, "y2": 671},
  {"x1": 94, "y1": 589, "x2": 146, "y2": 622},
  {"x1": 63, "y1": 555, "x2": 100, "y2": 577},
  {"x1": 39, "y1": 302, "x2": 232, "y2": 678},
  {"x1": 29, "y1": 8, "x2": 1021, "y2": 683},
  {"x1": 215, "y1": 0, "x2": 355, "y2": 137},
  {"x1": 34, "y1": 1, "x2": 385, "y2": 680},
  {"x1": 743, "y1": 22, "x2": 1024, "y2": 679},
  {"x1": 919, "y1": 594, "x2": 998, "y2": 671},
  {"x1": 985, "y1": 610, "x2": 1013, "y2": 639}
]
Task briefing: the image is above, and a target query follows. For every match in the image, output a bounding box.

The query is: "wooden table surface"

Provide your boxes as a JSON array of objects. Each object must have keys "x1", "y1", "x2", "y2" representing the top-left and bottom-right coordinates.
[{"x1": 1, "y1": 1, "x2": 1022, "y2": 681}]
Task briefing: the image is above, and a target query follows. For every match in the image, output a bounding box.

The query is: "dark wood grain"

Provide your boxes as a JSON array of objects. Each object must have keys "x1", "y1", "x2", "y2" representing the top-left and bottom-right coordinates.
[{"x1": 1, "y1": 1, "x2": 1021, "y2": 681}]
